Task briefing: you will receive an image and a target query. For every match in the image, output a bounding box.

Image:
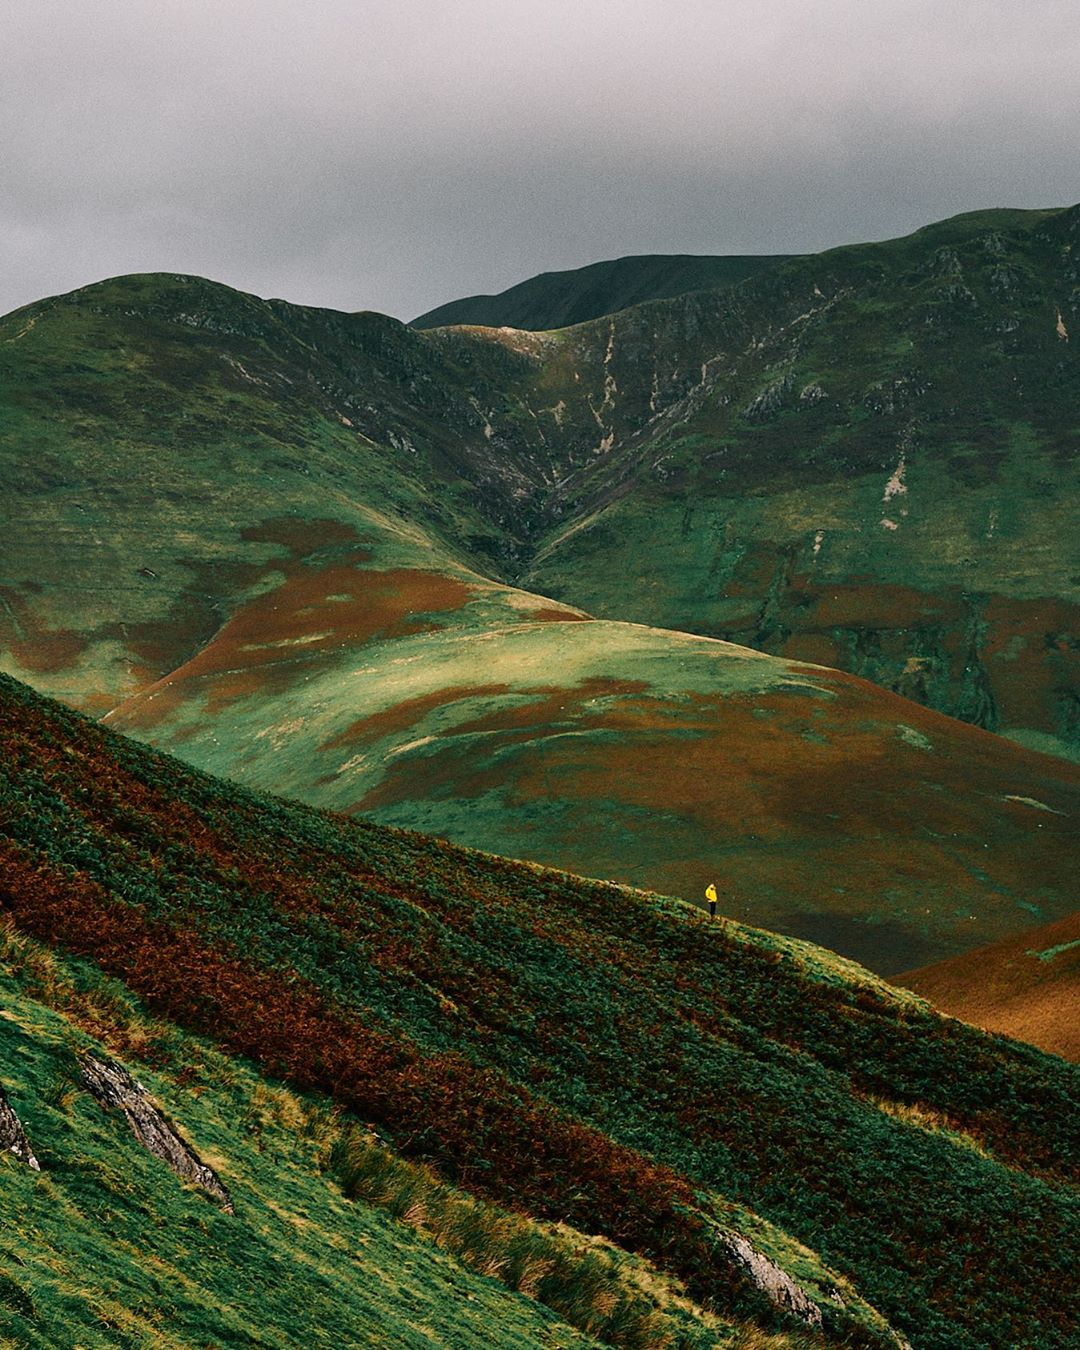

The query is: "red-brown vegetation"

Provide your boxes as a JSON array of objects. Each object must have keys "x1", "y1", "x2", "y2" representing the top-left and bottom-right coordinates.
[{"x1": 898, "y1": 910, "x2": 1080, "y2": 1061}]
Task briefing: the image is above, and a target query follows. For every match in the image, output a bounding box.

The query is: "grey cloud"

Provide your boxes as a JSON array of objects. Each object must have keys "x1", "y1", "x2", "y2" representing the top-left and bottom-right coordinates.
[{"x1": 3, "y1": 0, "x2": 1078, "y2": 320}]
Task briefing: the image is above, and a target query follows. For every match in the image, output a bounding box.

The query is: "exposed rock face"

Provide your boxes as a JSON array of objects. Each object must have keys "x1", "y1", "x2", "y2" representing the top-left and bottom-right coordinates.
[
  {"x1": 79, "y1": 1054, "x2": 232, "y2": 1211},
  {"x1": 717, "y1": 1229, "x2": 913, "y2": 1349},
  {"x1": 718, "y1": 1229, "x2": 824, "y2": 1326},
  {"x1": 0, "y1": 1084, "x2": 39, "y2": 1169}
]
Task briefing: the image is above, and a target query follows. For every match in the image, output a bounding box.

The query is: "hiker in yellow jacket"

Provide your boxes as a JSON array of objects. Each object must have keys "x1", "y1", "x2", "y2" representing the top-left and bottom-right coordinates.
[{"x1": 705, "y1": 882, "x2": 719, "y2": 919}]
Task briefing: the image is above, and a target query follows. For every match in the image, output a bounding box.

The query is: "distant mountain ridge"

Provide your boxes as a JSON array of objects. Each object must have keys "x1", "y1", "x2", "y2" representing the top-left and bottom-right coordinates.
[{"x1": 411, "y1": 251, "x2": 792, "y2": 330}]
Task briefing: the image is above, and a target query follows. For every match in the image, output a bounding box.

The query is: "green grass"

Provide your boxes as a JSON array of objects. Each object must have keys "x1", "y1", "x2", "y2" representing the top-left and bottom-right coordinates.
[
  {"x1": 1, "y1": 673, "x2": 1077, "y2": 1349},
  {"x1": 0, "y1": 933, "x2": 599, "y2": 1349},
  {"x1": 1, "y1": 921, "x2": 830, "y2": 1350}
]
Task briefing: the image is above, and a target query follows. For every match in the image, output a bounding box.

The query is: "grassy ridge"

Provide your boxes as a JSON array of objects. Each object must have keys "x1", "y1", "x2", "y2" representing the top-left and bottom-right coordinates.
[
  {"x1": 1, "y1": 674, "x2": 1077, "y2": 1349},
  {"x1": 411, "y1": 253, "x2": 791, "y2": 331}
]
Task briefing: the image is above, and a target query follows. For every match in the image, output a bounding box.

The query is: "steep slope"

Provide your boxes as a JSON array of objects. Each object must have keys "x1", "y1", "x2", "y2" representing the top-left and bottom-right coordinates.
[
  {"x1": 2, "y1": 674, "x2": 1079, "y2": 1350},
  {"x1": 411, "y1": 253, "x2": 790, "y2": 331},
  {"x1": 4, "y1": 924, "x2": 821, "y2": 1350},
  {"x1": 515, "y1": 205, "x2": 1080, "y2": 760},
  {"x1": 897, "y1": 911, "x2": 1080, "y2": 1062},
  {"x1": 0, "y1": 947, "x2": 600, "y2": 1348},
  {"x1": 0, "y1": 269, "x2": 561, "y2": 714}
]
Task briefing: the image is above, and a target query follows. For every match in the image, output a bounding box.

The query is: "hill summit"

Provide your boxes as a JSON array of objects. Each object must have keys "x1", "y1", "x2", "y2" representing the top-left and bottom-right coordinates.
[{"x1": 411, "y1": 252, "x2": 792, "y2": 330}]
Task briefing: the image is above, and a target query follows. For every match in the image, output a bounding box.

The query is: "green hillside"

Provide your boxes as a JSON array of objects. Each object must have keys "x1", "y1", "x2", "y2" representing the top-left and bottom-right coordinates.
[
  {"x1": 2, "y1": 920, "x2": 834, "y2": 1350},
  {"x1": 411, "y1": 253, "x2": 791, "y2": 331},
  {"x1": 2, "y1": 222, "x2": 1080, "y2": 974},
  {"x1": 2, "y1": 673, "x2": 1078, "y2": 1349},
  {"x1": 5, "y1": 205, "x2": 1078, "y2": 764},
  {"x1": 0, "y1": 935, "x2": 601, "y2": 1349},
  {"x1": 103, "y1": 535, "x2": 1080, "y2": 977},
  {"x1": 516, "y1": 207, "x2": 1080, "y2": 760}
]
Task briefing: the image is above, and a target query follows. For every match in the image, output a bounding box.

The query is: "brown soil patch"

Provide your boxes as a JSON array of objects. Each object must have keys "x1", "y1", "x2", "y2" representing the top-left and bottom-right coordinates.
[
  {"x1": 980, "y1": 594, "x2": 1080, "y2": 735},
  {"x1": 117, "y1": 563, "x2": 472, "y2": 727},
  {"x1": 113, "y1": 517, "x2": 377, "y2": 697},
  {"x1": 109, "y1": 510, "x2": 474, "y2": 730},
  {"x1": 786, "y1": 579, "x2": 959, "y2": 632},
  {"x1": 240, "y1": 518, "x2": 364, "y2": 555},
  {"x1": 321, "y1": 684, "x2": 511, "y2": 753},
  {"x1": 0, "y1": 585, "x2": 88, "y2": 674}
]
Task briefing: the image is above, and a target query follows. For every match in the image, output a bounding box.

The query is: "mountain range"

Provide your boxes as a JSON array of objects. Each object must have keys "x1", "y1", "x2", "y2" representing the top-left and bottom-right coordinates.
[
  {"x1": 2, "y1": 199, "x2": 1079, "y2": 1348},
  {"x1": 2, "y1": 204, "x2": 1078, "y2": 978},
  {"x1": 410, "y1": 253, "x2": 792, "y2": 331}
]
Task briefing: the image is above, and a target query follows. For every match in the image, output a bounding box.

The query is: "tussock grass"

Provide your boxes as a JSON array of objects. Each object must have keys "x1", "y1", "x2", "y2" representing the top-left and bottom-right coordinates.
[
  {"x1": 2, "y1": 920, "x2": 812, "y2": 1350},
  {"x1": 332, "y1": 1123, "x2": 686, "y2": 1348},
  {"x1": 865, "y1": 1094, "x2": 997, "y2": 1162},
  {"x1": 331, "y1": 1121, "x2": 822, "y2": 1350}
]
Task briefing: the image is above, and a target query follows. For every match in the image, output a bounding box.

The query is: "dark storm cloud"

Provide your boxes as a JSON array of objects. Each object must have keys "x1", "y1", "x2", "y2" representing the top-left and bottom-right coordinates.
[{"x1": 3, "y1": 0, "x2": 1078, "y2": 319}]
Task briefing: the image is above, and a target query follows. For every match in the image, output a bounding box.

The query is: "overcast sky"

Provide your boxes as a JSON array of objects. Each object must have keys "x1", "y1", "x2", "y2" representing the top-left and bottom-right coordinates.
[{"x1": 4, "y1": 0, "x2": 1078, "y2": 321}]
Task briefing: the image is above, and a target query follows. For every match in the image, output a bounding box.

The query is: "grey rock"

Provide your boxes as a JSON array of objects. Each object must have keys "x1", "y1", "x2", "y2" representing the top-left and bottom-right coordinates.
[
  {"x1": 80, "y1": 1054, "x2": 232, "y2": 1212},
  {"x1": 743, "y1": 371, "x2": 794, "y2": 421},
  {"x1": 715, "y1": 1227, "x2": 913, "y2": 1348},
  {"x1": 0, "y1": 1084, "x2": 39, "y2": 1170},
  {"x1": 716, "y1": 1228, "x2": 823, "y2": 1326}
]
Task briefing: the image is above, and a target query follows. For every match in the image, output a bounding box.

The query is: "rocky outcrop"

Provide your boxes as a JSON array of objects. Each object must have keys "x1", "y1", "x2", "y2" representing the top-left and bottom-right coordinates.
[
  {"x1": 0, "y1": 1084, "x2": 39, "y2": 1169},
  {"x1": 714, "y1": 1226, "x2": 913, "y2": 1349},
  {"x1": 718, "y1": 1228, "x2": 823, "y2": 1325},
  {"x1": 79, "y1": 1054, "x2": 232, "y2": 1211}
]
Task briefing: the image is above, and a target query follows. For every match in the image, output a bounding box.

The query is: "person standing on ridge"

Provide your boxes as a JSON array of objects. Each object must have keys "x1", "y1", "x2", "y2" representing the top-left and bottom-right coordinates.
[{"x1": 705, "y1": 882, "x2": 718, "y2": 919}]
